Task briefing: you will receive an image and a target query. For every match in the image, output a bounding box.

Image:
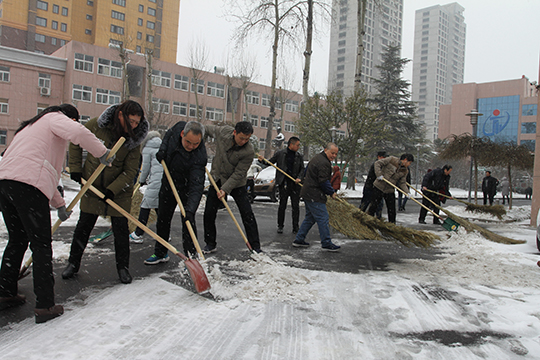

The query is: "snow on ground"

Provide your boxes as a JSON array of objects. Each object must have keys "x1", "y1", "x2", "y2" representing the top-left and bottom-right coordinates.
[{"x1": 1, "y1": 184, "x2": 540, "y2": 359}]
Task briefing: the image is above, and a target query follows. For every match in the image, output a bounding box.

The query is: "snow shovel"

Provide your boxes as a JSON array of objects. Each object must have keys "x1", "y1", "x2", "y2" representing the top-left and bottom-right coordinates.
[
  {"x1": 381, "y1": 177, "x2": 459, "y2": 232},
  {"x1": 18, "y1": 137, "x2": 126, "y2": 279},
  {"x1": 205, "y1": 167, "x2": 253, "y2": 252},
  {"x1": 161, "y1": 160, "x2": 205, "y2": 260},
  {"x1": 82, "y1": 179, "x2": 211, "y2": 294}
]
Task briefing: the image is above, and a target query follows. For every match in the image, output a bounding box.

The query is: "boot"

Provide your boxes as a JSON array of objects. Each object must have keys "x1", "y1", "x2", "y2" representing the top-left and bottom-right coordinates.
[
  {"x1": 61, "y1": 263, "x2": 78, "y2": 279},
  {"x1": 118, "y1": 268, "x2": 132, "y2": 284},
  {"x1": 35, "y1": 304, "x2": 64, "y2": 323}
]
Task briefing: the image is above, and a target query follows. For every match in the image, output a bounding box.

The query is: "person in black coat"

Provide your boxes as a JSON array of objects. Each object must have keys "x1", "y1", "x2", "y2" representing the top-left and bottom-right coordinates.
[
  {"x1": 360, "y1": 151, "x2": 386, "y2": 218},
  {"x1": 482, "y1": 171, "x2": 499, "y2": 205},
  {"x1": 418, "y1": 165, "x2": 452, "y2": 224},
  {"x1": 258, "y1": 136, "x2": 304, "y2": 233}
]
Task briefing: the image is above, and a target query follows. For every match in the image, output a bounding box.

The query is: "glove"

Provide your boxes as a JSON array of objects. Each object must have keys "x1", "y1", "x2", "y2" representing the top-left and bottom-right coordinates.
[
  {"x1": 377, "y1": 175, "x2": 384, "y2": 181},
  {"x1": 99, "y1": 149, "x2": 115, "y2": 166},
  {"x1": 155, "y1": 150, "x2": 166, "y2": 163},
  {"x1": 405, "y1": 193, "x2": 411, "y2": 199},
  {"x1": 57, "y1": 205, "x2": 72, "y2": 222},
  {"x1": 103, "y1": 189, "x2": 115, "y2": 202},
  {"x1": 139, "y1": 181, "x2": 147, "y2": 186},
  {"x1": 70, "y1": 172, "x2": 82, "y2": 184},
  {"x1": 183, "y1": 211, "x2": 195, "y2": 224}
]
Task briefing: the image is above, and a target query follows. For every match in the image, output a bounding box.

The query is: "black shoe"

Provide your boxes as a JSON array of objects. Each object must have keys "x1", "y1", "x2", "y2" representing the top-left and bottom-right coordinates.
[
  {"x1": 203, "y1": 245, "x2": 217, "y2": 254},
  {"x1": 118, "y1": 268, "x2": 132, "y2": 284},
  {"x1": 433, "y1": 219, "x2": 441, "y2": 225},
  {"x1": 62, "y1": 263, "x2": 78, "y2": 279},
  {"x1": 418, "y1": 220, "x2": 427, "y2": 224},
  {"x1": 292, "y1": 240, "x2": 310, "y2": 247},
  {"x1": 292, "y1": 228, "x2": 299, "y2": 234},
  {"x1": 277, "y1": 227, "x2": 283, "y2": 234},
  {"x1": 35, "y1": 304, "x2": 64, "y2": 324},
  {"x1": 0, "y1": 294, "x2": 26, "y2": 311},
  {"x1": 253, "y1": 248, "x2": 263, "y2": 254}
]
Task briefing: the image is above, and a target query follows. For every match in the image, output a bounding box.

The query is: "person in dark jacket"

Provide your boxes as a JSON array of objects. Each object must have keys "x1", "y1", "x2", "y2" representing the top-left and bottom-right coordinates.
[
  {"x1": 63, "y1": 100, "x2": 148, "y2": 284},
  {"x1": 331, "y1": 165, "x2": 342, "y2": 191},
  {"x1": 418, "y1": 165, "x2": 452, "y2": 224},
  {"x1": 360, "y1": 151, "x2": 386, "y2": 218},
  {"x1": 258, "y1": 136, "x2": 304, "y2": 234},
  {"x1": 144, "y1": 121, "x2": 207, "y2": 263},
  {"x1": 482, "y1": 171, "x2": 499, "y2": 205},
  {"x1": 293, "y1": 143, "x2": 340, "y2": 251}
]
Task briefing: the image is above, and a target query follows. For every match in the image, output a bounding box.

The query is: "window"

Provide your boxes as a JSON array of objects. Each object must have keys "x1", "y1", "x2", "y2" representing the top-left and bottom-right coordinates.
[
  {"x1": 35, "y1": 34, "x2": 46, "y2": 42},
  {"x1": 249, "y1": 114, "x2": 258, "y2": 127},
  {"x1": 72, "y1": 84, "x2": 92, "y2": 102},
  {"x1": 51, "y1": 37, "x2": 57, "y2": 45},
  {"x1": 112, "y1": 0, "x2": 125, "y2": 6},
  {"x1": 74, "y1": 53, "x2": 94, "y2": 73},
  {"x1": 36, "y1": 16, "x2": 47, "y2": 27},
  {"x1": 147, "y1": 21, "x2": 155, "y2": 29},
  {"x1": 138, "y1": 5, "x2": 144, "y2": 12},
  {"x1": 53, "y1": 4, "x2": 59, "y2": 13},
  {"x1": 87, "y1": 0, "x2": 93, "y2": 5},
  {"x1": 174, "y1": 74, "x2": 189, "y2": 91},
  {"x1": 285, "y1": 121, "x2": 295, "y2": 133},
  {"x1": 521, "y1": 122, "x2": 536, "y2": 134},
  {"x1": 172, "y1": 101, "x2": 187, "y2": 116},
  {"x1": 51, "y1": 20, "x2": 58, "y2": 29},
  {"x1": 80, "y1": 115, "x2": 90, "y2": 124},
  {"x1": 149, "y1": 0, "x2": 156, "y2": 2},
  {"x1": 0, "y1": 66, "x2": 10, "y2": 82},
  {"x1": 61, "y1": 23, "x2": 67, "y2": 32},
  {"x1": 262, "y1": 94, "x2": 270, "y2": 107},
  {"x1": 60, "y1": 39, "x2": 66, "y2": 46},
  {"x1": 61, "y1": 7, "x2": 68, "y2": 16},
  {"x1": 190, "y1": 79, "x2": 204, "y2": 94},
  {"x1": 111, "y1": 24, "x2": 124, "y2": 34},
  {"x1": 259, "y1": 138, "x2": 266, "y2": 150},
  {"x1": 98, "y1": 58, "x2": 122, "y2": 78},
  {"x1": 96, "y1": 88, "x2": 121, "y2": 105},
  {"x1": 207, "y1": 82, "x2": 225, "y2": 98},
  {"x1": 246, "y1": 90, "x2": 259, "y2": 105},
  {"x1": 147, "y1": 7, "x2": 156, "y2": 16},
  {"x1": 37, "y1": 1, "x2": 48, "y2": 10},
  {"x1": 152, "y1": 98, "x2": 170, "y2": 114},
  {"x1": 189, "y1": 104, "x2": 202, "y2": 118},
  {"x1": 111, "y1": 10, "x2": 125, "y2": 21},
  {"x1": 260, "y1": 116, "x2": 269, "y2": 129},
  {"x1": 0, "y1": 98, "x2": 8, "y2": 114},
  {"x1": 0, "y1": 130, "x2": 6, "y2": 145},
  {"x1": 137, "y1": 32, "x2": 142, "y2": 39},
  {"x1": 38, "y1": 73, "x2": 51, "y2": 88},
  {"x1": 85, "y1": 29, "x2": 92, "y2": 35},
  {"x1": 206, "y1": 107, "x2": 224, "y2": 121},
  {"x1": 136, "y1": 45, "x2": 141, "y2": 53},
  {"x1": 285, "y1": 99, "x2": 299, "y2": 113},
  {"x1": 522, "y1": 104, "x2": 537, "y2": 116},
  {"x1": 146, "y1": 34, "x2": 154, "y2": 42},
  {"x1": 151, "y1": 70, "x2": 171, "y2": 88}
]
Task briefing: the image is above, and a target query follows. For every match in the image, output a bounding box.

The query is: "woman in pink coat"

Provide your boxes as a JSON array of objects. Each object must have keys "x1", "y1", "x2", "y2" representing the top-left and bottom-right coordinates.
[{"x1": 0, "y1": 104, "x2": 112, "y2": 323}]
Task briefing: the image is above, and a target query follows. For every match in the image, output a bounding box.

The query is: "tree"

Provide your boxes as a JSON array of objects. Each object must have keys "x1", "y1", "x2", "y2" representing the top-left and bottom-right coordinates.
[
  {"x1": 371, "y1": 44, "x2": 423, "y2": 153},
  {"x1": 188, "y1": 39, "x2": 210, "y2": 121},
  {"x1": 354, "y1": 0, "x2": 367, "y2": 90}
]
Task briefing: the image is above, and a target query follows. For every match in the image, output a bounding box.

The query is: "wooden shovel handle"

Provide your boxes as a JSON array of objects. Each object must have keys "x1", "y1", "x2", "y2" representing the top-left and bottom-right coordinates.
[
  {"x1": 257, "y1": 153, "x2": 302, "y2": 186},
  {"x1": 381, "y1": 177, "x2": 442, "y2": 219}
]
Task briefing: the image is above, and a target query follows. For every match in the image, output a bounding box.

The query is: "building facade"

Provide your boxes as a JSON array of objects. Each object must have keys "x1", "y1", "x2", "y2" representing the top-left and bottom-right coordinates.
[
  {"x1": 0, "y1": 0, "x2": 178, "y2": 62},
  {"x1": 438, "y1": 76, "x2": 538, "y2": 150},
  {"x1": 327, "y1": 0, "x2": 403, "y2": 95},
  {"x1": 0, "y1": 42, "x2": 301, "y2": 154},
  {"x1": 411, "y1": 2, "x2": 466, "y2": 142}
]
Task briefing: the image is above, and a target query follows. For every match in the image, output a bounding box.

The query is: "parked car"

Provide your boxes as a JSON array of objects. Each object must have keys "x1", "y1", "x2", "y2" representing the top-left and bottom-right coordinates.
[{"x1": 253, "y1": 166, "x2": 279, "y2": 202}]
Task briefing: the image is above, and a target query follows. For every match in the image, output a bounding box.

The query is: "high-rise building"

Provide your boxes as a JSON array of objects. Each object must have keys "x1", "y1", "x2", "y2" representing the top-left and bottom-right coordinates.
[
  {"x1": 327, "y1": 0, "x2": 403, "y2": 95},
  {"x1": 411, "y1": 3, "x2": 466, "y2": 141},
  {"x1": 0, "y1": 0, "x2": 179, "y2": 63}
]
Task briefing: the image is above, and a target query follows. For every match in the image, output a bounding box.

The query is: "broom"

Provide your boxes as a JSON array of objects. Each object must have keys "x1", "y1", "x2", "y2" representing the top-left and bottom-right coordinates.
[
  {"x1": 408, "y1": 184, "x2": 524, "y2": 245},
  {"x1": 421, "y1": 186, "x2": 506, "y2": 220}
]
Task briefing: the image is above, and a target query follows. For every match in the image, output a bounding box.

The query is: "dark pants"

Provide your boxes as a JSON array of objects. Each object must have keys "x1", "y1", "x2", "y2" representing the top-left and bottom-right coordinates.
[
  {"x1": 360, "y1": 186, "x2": 383, "y2": 218},
  {"x1": 246, "y1": 178, "x2": 255, "y2": 203},
  {"x1": 483, "y1": 192, "x2": 495, "y2": 205},
  {"x1": 68, "y1": 212, "x2": 130, "y2": 271},
  {"x1": 154, "y1": 185, "x2": 196, "y2": 257},
  {"x1": 0, "y1": 180, "x2": 56, "y2": 308},
  {"x1": 419, "y1": 191, "x2": 441, "y2": 223},
  {"x1": 204, "y1": 181, "x2": 260, "y2": 250},
  {"x1": 367, "y1": 187, "x2": 396, "y2": 223},
  {"x1": 134, "y1": 207, "x2": 153, "y2": 236},
  {"x1": 502, "y1": 194, "x2": 510, "y2": 205},
  {"x1": 277, "y1": 180, "x2": 301, "y2": 230}
]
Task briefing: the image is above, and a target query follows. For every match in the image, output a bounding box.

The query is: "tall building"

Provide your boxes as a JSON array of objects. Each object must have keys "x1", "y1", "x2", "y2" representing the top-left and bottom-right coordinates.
[
  {"x1": 411, "y1": 3, "x2": 466, "y2": 141},
  {"x1": 327, "y1": 0, "x2": 403, "y2": 95},
  {"x1": 0, "y1": 0, "x2": 179, "y2": 63}
]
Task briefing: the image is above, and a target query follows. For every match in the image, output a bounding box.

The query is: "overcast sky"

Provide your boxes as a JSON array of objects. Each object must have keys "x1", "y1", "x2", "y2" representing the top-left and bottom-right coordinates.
[{"x1": 177, "y1": 0, "x2": 540, "y2": 93}]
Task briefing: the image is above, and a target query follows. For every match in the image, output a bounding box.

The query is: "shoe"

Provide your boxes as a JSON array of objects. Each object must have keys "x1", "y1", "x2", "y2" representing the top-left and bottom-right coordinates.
[
  {"x1": 433, "y1": 219, "x2": 441, "y2": 225},
  {"x1": 292, "y1": 228, "x2": 299, "y2": 234},
  {"x1": 398, "y1": 207, "x2": 403, "y2": 212},
  {"x1": 129, "y1": 232, "x2": 143, "y2": 244},
  {"x1": 0, "y1": 294, "x2": 26, "y2": 311},
  {"x1": 35, "y1": 304, "x2": 64, "y2": 324},
  {"x1": 418, "y1": 220, "x2": 427, "y2": 224},
  {"x1": 202, "y1": 245, "x2": 217, "y2": 254},
  {"x1": 277, "y1": 227, "x2": 283, "y2": 234},
  {"x1": 144, "y1": 254, "x2": 170, "y2": 265},
  {"x1": 118, "y1": 268, "x2": 132, "y2": 284},
  {"x1": 253, "y1": 248, "x2": 263, "y2": 254},
  {"x1": 62, "y1": 263, "x2": 78, "y2": 279},
  {"x1": 322, "y1": 243, "x2": 341, "y2": 252},
  {"x1": 292, "y1": 240, "x2": 310, "y2": 247}
]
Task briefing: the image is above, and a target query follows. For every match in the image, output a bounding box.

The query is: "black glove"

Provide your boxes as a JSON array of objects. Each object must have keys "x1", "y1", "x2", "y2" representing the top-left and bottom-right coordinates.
[
  {"x1": 183, "y1": 211, "x2": 195, "y2": 224},
  {"x1": 70, "y1": 172, "x2": 82, "y2": 184},
  {"x1": 103, "y1": 189, "x2": 115, "y2": 202},
  {"x1": 155, "y1": 150, "x2": 166, "y2": 163}
]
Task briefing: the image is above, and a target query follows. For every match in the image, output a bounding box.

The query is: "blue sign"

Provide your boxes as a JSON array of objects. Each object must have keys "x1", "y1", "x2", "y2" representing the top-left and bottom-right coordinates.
[{"x1": 482, "y1": 109, "x2": 511, "y2": 137}]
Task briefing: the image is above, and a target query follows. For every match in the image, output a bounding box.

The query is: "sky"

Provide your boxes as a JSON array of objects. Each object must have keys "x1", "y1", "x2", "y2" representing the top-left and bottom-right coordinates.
[{"x1": 176, "y1": 0, "x2": 540, "y2": 94}]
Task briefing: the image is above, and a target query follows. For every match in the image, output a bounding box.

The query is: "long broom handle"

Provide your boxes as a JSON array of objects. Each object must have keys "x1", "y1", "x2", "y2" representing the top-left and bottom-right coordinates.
[
  {"x1": 19, "y1": 137, "x2": 125, "y2": 278},
  {"x1": 205, "y1": 167, "x2": 252, "y2": 251},
  {"x1": 419, "y1": 185, "x2": 471, "y2": 206},
  {"x1": 161, "y1": 160, "x2": 204, "y2": 260},
  {"x1": 403, "y1": 180, "x2": 447, "y2": 219},
  {"x1": 256, "y1": 154, "x2": 303, "y2": 186},
  {"x1": 381, "y1": 178, "x2": 443, "y2": 220}
]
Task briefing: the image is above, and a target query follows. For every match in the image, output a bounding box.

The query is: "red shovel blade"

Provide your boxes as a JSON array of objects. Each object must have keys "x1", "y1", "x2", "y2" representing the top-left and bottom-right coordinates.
[{"x1": 183, "y1": 258, "x2": 211, "y2": 294}]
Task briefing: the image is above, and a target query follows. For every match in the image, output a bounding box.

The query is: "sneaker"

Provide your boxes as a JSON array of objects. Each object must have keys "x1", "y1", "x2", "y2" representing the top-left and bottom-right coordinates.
[
  {"x1": 292, "y1": 240, "x2": 310, "y2": 247},
  {"x1": 253, "y1": 248, "x2": 263, "y2": 254},
  {"x1": 144, "y1": 254, "x2": 170, "y2": 265},
  {"x1": 322, "y1": 243, "x2": 341, "y2": 252},
  {"x1": 418, "y1": 220, "x2": 427, "y2": 224},
  {"x1": 129, "y1": 232, "x2": 143, "y2": 244},
  {"x1": 35, "y1": 304, "x2": 64, "y2": 324},
  {"x1": 202, "y1": 245, "x2": 217, "y2": 254},
  {"x1": 277, "y1": 227, "x2": 283, "y2": 234},
  {"x1": 0, "y1": 294, "x2": 26, "y2": 311}
]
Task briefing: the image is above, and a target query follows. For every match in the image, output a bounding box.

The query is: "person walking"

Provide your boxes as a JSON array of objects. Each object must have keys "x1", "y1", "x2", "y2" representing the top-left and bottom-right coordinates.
[
  {"x1": 418, "y1": 165, "x2": 453, "y2": 224},
  {"x1": 360, "y1": 151, "x2": 387, "y2": 218},
  {"x1": 366, "y1": 154, "x2": 414, "y2": 223},
  {"x1": 62, "y1": 100, "x2": 148, "y2": 284},
  {"x1": 482, "y1": 171, "x2": 499, "y2": 206},
  {"x1": 203, "y1": 122, "x2": 261, "y2": 253},
  {"x1": 129, "y1": 131, "x2": 163, "y2": 244},
  {"x1": 500, "y1": 177, "x2": 510, "y2": 205},
  {"x1": 144, "y1": 121, "x2": 207, "y2": 263},
  {"x1": 0, "y1": 104, "x2": 112, "y2": 323},
  {"x1": 293, "y1": 143, "x2": 341, "y2": 251},
  {"x1": 258, "y1": 136, "x2": 304, "y2": 234}
]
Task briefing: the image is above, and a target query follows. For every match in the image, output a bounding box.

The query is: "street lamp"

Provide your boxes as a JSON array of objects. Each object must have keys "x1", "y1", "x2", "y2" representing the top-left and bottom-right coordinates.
[
  {"x1": 465, "y1": 109, "x2": 483, "y2": 202},
  {"x1": 329, "y1": 126, "x2": 338, "y2": 143}
]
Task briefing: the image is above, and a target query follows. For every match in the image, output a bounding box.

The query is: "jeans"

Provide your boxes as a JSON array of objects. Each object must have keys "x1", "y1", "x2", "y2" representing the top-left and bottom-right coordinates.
[
  {"x1": 367, "y1": 187, "x2": 396, "y2": 223},
  {"x1": 295, "y1": 200, "x2": 332, "y2": 247},
  {"x1": 277, "y1": 180, "x2": 301, "y2": 230}
]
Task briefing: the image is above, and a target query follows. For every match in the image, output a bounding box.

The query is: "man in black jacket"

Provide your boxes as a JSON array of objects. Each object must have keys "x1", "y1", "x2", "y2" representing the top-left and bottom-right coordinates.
[
  {"x1": 258, "y1": 136, "x2": 304, "y2": 234},
  {"x1": 418, "y1": 165, "x2": 452, "y2": 224},
  {"x1": 482, "y1": 171, "x2": 499, "y2": 205},
  {"x1": 144, "y1": 121, "x2": 207, "y2": 264},
  {"x1": 360, "y1": 151, "x2": 386, "y2": 218}
]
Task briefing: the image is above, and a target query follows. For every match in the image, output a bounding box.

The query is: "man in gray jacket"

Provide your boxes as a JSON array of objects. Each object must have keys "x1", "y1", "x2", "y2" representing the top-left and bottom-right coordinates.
[{"x1": 203, "y1": 122, "x2": 261, "y2": 253}]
